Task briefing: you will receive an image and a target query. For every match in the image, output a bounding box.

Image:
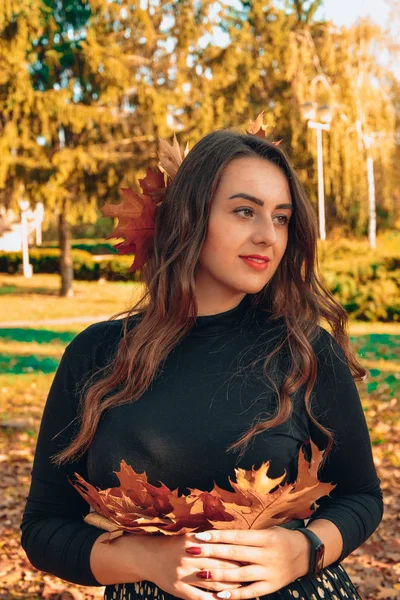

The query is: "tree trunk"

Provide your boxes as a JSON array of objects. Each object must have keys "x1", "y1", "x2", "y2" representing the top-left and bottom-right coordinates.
[{"x1": 58, "y1": 204, "x2": 74, "y2": 297}]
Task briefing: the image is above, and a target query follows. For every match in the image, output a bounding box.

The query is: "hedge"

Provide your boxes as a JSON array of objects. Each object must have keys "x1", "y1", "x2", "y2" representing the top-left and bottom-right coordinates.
[
  {"x1": 41, "y1": 239, "x2": 118, "y2": 255},
  {"x1": 0, "y1": 249, "x2": 141, "y2": 282},
  {"x1": 0, "y1": 247, "x2": 399, "y2": 321}
]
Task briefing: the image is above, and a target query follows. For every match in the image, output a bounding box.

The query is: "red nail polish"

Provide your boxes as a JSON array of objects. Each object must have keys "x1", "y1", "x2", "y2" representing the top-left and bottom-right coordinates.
[
  {"x1": 186, "y1": 546, "x2": 203, "y2": 555},
  {"x1": 196, "y1": 570, "x2": 213, "y2": 579}
]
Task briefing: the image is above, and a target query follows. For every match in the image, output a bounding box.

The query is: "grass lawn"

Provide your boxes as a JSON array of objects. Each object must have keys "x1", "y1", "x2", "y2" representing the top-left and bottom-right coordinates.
[
  {"x1": 0, "y1": 273, "x2": 144, "y2": 322},
  {"x1": 0, "y1": 273, "x2": 399, "y2": 599}
]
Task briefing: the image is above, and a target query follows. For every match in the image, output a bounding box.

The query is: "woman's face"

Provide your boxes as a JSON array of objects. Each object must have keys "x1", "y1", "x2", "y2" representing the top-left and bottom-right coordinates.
[{"x1": 196, "y1": 156, "x2": 293, "y2": 305}]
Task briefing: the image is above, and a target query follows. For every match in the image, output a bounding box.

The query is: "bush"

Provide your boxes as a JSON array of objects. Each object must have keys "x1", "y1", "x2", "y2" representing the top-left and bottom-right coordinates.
[
  {"x1": 320, "y1": 253, "x2": 400, "y2": 322},
  {"x1": 41, "y1": 239, "x2": 118, "y2": 255},
  {"x1": 98, "y1": 256, "x2": 142, "y2": 282},
  {"x1": 0, "y1": 248, "x2": 142, "y2": 282}
]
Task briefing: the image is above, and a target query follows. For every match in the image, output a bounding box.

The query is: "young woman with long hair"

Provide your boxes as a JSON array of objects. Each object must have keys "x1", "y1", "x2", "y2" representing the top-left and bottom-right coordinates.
[{"x1": 21, "y1": 128, "x2": 383, "y2": 600}]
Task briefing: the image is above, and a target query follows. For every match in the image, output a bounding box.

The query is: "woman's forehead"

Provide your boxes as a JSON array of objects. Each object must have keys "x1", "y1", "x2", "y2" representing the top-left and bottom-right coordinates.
[{"x1": 217, "y1": 156, "x2": 291, "y2": 202}]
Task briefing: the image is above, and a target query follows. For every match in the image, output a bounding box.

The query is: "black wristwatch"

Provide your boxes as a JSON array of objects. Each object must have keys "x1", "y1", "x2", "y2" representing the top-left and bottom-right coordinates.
[{"x1": 296, "y1": 527, "x2": 325, "y2": 578}]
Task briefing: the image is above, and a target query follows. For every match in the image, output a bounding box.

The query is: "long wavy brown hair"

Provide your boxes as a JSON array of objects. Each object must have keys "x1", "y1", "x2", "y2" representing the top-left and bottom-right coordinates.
[{"x1": 53, "y1": 129, "x2": 366, "y2": 467}]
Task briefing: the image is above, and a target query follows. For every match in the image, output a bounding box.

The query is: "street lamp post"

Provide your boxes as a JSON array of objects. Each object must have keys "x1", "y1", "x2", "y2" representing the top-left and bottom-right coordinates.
[
  {"x1": 307, "y1": 119, "x2": 330, "y2": 241},
  {"x1": 343, "y1": 116, "x2": 378, "y2": 250},
  {"x1": 363, "y1": 134, "x2": 376, "y2": 250},
  {"x1": 18, "y1": 199, "x2": 33, "y2": 278},
  {"x1": 300, "y1": 98, "x2": 333, "y2": 242},
  {"x1": 35, "y1": 202, "x2": 44, "y2": 246}
]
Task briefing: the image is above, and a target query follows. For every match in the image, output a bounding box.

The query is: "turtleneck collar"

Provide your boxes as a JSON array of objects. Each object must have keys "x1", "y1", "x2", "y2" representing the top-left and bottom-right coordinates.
[{"x1": 190, "y1": 294, "x2": 253, "y2": 337}]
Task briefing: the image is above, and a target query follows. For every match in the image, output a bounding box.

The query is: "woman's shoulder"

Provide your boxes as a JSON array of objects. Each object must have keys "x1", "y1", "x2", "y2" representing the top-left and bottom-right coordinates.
[
  {"x1": 64, "y1": 313, "x2": 142, "y2": 364},
  {"x1": 311, "y1": 326, "x2": 351, "y2": 378}
]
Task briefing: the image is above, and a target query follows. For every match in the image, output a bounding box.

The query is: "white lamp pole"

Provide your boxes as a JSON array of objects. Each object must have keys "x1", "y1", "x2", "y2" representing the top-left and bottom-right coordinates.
[
  {"x1": 18, "y1": 199, "x2": 33, "y2": 278},
  {"x1": 35, "y1": 202, "x2": 44, "y2": 246},
  {"x1": 300, "y1": 90, "x2": 333, "y2": 241},
  {"x1": 345, "y1": 117, "x2": 378, "y2": 250},
  {"x1": 307, "y1": 120, "x2": 330, "y2": 241},
  {"x1": 364, "y1": 135, "x2": 376, "y2": 250}
]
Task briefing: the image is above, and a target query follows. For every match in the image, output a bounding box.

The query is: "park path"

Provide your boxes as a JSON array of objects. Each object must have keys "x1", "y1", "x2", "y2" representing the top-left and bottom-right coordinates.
[{"x1": 0, "y1": 315, "x2": 113, "y2": 328}]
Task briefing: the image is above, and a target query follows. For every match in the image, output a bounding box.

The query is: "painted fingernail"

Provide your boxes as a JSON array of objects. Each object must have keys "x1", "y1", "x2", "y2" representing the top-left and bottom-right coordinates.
[
  {"x1": 195, "y1": 532, "x2": 212, "y2": 541},
  {"x1": 217, "y1": 592, "x2": 231, "y2": 599},
  {"x1": 196, "y1": 570, "x2": 213, "y2": 580},
  {"x1": 186, "y1": 546, "x2": 202, "y2": 555}
]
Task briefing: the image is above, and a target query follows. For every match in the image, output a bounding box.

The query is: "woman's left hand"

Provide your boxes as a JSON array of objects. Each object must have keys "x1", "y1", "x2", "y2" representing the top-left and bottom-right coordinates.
[{"x1": 184, "y1": 526, "x2": 310, "y2": 599}]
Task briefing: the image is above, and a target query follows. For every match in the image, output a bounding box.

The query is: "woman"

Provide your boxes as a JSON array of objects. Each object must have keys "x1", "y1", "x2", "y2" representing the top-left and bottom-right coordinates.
[{"x1": 21, "y1": 128, "x2": 383, "y2": 600}]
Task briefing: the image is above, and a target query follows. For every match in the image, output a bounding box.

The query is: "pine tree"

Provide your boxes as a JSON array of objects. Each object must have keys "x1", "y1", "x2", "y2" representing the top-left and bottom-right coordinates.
[
  {"x1": 0, "y1": 0, "x2": 46, "y2": 212},
  {"x1": 25, "y1": 0, "x2": 219, "y2": 295}
]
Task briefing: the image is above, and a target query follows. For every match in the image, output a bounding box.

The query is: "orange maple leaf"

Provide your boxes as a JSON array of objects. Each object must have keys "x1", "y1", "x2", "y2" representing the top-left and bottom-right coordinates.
[
  {"x1": 196, "y1": 440, "x2": 335, "y2": 530},
  {"x1": 71, "y1": 440, "x2": 335, "y2": 542},
  {"x1": 102, "y1": 187, "x2": 157, "y2": 272},
  {"x1": 158, "y1": 134, "x2": 189, "y2": 179},
  {"x1": 100, "y1": 136, "x2": 190, "y2": 271},
  {"x1": 246, "y1": 110, "x2": 282, "y2": 146}
]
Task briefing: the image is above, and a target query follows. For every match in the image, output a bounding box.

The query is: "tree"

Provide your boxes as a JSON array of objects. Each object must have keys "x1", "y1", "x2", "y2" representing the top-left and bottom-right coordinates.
[
  {"x1": 22, "y1": 0, "x2": 218, "y2": 296},
  {"x1": 0, "y1": 0, "x2": 47, "y2": 215}
]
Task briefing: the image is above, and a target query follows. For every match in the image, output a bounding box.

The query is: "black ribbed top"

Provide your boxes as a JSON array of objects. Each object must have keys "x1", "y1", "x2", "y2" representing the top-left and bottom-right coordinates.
[
  {"x1": 21, "y1": 305, "x2": 383, "y2": 588},
  {"x1": 191, "y1": 294, "x2": 253, "y2": 336}
]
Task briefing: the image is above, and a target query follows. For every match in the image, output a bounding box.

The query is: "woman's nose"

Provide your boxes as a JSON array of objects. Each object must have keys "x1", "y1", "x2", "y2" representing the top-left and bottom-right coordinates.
[{"x1": 251, "y1": 218, "x2": 277, "y2": 246}]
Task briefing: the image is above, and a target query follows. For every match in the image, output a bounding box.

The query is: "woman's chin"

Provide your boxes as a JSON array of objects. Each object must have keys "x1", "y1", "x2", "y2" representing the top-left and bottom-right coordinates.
[{"x1": 230, "y1": 280, "x2": 270, "y2": 295}]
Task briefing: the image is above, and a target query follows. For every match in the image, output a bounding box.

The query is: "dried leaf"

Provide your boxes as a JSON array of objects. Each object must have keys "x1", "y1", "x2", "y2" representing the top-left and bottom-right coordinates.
[
  {"x1": 246, "y1": 110, "x2": 282, "y2": 146},
  {"x1": 158, "y1": 134, "x2": 189, "y2": 179},
  {"x1": 137, "y1": 166, "x2": 167, "y2": 204},
  {"x1": 246, "y1": 111, "x2": 269, "y2": 138},
  {"x1": 203, "y1": 441, "x2": 335, "y2": 530},
  {"x1": 102, "y1": 188, "x2": 157, "y2": 271},
  {"x1": 100, "y1": 151, "x2": 179, "y2": 271},
  {"x1": 84, "y1": 512, "x2": 122, "y2": 535},
  {"x1": 72, "y1": 440, "x2": 335, "y2": 539}
]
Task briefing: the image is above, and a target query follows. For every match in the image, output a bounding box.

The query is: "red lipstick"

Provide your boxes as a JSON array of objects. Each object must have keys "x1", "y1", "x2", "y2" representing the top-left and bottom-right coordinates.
[{"x1": 239, "y1": 255, "x2": 270, "y2": 271}]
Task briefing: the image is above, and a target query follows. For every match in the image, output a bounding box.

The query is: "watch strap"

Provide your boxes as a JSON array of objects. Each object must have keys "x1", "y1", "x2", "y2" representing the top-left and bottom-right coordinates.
[{"x1": 296, "y1": 527, "x2": 325, "y2": 578}]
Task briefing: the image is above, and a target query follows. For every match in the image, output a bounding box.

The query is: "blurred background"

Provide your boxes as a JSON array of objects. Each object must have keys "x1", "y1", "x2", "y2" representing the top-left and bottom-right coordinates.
[{"x1": 0, "y1": 1, "x2": 399, "y2": 599}]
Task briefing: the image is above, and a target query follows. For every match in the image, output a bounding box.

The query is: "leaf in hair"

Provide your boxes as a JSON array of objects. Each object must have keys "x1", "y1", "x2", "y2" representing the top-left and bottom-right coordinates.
[
  {"x1": 71, "y1": 440, "x2": 335, "y2": 542},
  {"x1": 100, "y1": 135, "x2": 190, "y2": 271},
  {"x1": 246, "y1": 110, "x2": 282, "y2": 146},
  {"x1": 158, "y1": 133, "x2": 189, "y2": 179},
  {"x1": 102, "y1": 185, "x2": 158, "y2": 272}
]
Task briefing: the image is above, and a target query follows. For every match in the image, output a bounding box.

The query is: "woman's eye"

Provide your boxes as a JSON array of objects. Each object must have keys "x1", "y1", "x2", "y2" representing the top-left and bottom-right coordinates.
[
  {"x1": 273, "y1": 215, "x2": 289, "y2": 226},
  {"x1": 234, "y1": 207, "x2": 254, "y2": 218}
]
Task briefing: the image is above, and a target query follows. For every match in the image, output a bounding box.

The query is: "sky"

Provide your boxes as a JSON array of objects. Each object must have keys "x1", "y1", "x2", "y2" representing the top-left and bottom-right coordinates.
[
  {"x1": 316, "y1": 0, "x2": 393, "y2": 29},
  {"x1": 209, "y1": 0, "x2": 399, "y2": 76},
  {"x1": 316, "y1": 0, "x2": 399, "y2": 76}
]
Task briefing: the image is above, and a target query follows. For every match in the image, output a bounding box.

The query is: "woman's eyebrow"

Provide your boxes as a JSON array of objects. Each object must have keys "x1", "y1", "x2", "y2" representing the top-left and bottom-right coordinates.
[{"x1": 228, "y1": 192, "x2": 293, "y2": 210}]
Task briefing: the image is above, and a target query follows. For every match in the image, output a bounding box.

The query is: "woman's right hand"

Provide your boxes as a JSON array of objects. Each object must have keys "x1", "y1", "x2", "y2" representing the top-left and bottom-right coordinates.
[{"x1": 137, "y1": 533, "x2": 244, "y2": 600}]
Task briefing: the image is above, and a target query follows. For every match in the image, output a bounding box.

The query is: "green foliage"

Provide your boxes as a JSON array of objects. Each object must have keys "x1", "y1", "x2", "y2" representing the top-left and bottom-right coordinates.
[
  {"x1": 41, "y1": 239, "x2": 118, "y2": 255},
  {"x1": 323, "y1": 271, "x2": 400, "y2": 321},
  {"x1": 97, "y1": 256, "x2": 141, "y2": 282},
  {"x1": 0, "y1": 249, "x2": 139, "y2": 282},
  {"x1": 317, "y1": 234, "x2": 400, "y2": 322}
]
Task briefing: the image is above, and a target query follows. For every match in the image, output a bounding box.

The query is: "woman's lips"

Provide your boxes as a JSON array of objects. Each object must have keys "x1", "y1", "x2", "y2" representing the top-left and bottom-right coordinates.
[{"x1": 239, "y1": 256, "x2": 270, "y2": 271}]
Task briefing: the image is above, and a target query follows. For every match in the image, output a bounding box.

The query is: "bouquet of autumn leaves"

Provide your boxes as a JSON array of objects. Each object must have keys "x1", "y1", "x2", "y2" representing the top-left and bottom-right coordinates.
[{"x1": 70, "y1": 440, "x2": 335, "y2": 543}]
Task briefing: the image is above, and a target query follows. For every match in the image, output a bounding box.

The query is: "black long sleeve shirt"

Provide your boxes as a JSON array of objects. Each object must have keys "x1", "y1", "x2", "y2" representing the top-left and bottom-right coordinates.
[{"x1": 20, "y1": 294, "x2": 383, "y2": 587}]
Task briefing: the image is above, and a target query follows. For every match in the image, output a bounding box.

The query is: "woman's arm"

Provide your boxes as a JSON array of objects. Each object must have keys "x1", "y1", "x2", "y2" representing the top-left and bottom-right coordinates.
[
  {"x1": 305, "y1": 328, "x2": 384, "y2": 567},
  {"x1": 90, "y1": 532, "x2": 147, "y2": 585},
  {"x1": 20, "y1": 324, "x2": 140, "y2": 586},
  {"x1": 289, "y1": 518, "x2": 343, "y2": 577}
]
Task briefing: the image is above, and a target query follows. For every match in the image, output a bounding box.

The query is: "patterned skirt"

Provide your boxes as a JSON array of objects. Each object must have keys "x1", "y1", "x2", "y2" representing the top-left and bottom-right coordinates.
[{"x1": 103, "y1": 563, "x2": 362, "y2": 600}]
